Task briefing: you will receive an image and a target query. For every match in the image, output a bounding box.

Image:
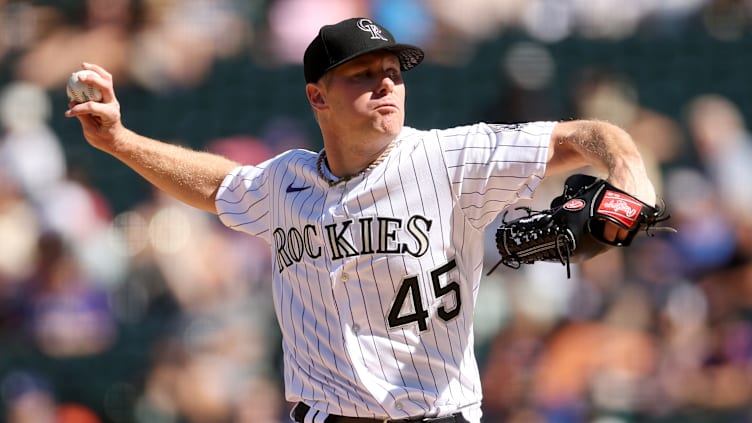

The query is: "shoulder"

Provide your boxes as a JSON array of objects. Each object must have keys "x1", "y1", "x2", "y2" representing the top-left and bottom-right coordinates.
[
  {"x1": 274, "y1": 148, "x2": 318, "y2": 161},
  {"x1": 398, "y1": 126, "x2": 428, "y2": 141},
  {"x1": 414, "y1": 122, "x2": 555, "y2": 146},
  {"x1": 398, "y1": 124, "x2": 486, "y2": 145},
  {"x1": 252, "y1": 148, "x2": 318, "y2": 170},
  {"x1": 419, "y1": 122, "x2": 539, "y2": 142},
  {"x1": 228, "y1": 148, "x2": 318, "y2": 180}
]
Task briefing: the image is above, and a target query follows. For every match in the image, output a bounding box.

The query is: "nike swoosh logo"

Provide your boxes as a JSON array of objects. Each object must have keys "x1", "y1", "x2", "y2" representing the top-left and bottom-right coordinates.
[{"x1": 286, "y1": 182, "x2": 312, "y2": 193}]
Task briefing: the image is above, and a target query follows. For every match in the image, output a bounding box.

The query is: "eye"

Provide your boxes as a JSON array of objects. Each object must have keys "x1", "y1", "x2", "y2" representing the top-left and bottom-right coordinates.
[{"x1": 352, "y1": 70, "x2": 372, "y2": 81}]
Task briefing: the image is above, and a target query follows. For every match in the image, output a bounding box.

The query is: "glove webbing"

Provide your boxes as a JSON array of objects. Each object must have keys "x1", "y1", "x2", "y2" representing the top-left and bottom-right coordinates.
[{"x1": 486, "y1": 209, "x2": 576, "y2": 278}]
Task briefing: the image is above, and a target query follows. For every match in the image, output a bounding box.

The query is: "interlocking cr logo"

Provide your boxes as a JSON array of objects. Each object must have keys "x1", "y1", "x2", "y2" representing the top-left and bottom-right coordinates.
[{"x1": 357, "y1": 18, "x2": 388, "y2": 41}]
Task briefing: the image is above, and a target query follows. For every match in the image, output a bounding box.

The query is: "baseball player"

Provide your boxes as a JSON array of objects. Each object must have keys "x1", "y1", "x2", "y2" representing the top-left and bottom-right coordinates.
[{"x1": 66, "y1": 17, "x2": 656, "y2": 423}]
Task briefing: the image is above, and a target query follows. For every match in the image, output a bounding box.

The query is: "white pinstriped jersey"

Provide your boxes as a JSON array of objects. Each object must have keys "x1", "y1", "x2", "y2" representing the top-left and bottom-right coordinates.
[{"x1": 215, "y1": 121, "x2": 555, "y2": 422}]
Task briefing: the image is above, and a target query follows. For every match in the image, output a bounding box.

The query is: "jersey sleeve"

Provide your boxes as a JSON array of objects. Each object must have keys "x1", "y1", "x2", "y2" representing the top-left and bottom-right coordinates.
[
  {"x1": 439, "y1": 121, "x2": 556, "y2": 229},
  {"x1": 214, "y1": 161, "x2": 273, "y2": 243}
]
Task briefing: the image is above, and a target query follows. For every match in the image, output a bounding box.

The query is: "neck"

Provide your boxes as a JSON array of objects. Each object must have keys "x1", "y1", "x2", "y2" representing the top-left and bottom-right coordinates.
[
  {"x1": 322, "y1": 133, "x2": 397, "y2": 178},
  {"x1": 318, "y1": 137, "x2": 397, "y2": 186}
]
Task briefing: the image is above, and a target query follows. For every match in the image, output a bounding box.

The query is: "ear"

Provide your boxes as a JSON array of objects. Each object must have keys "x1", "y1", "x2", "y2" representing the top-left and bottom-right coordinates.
[{"x1": 306, "y1": 83, "x2": 327, "y2": 111}]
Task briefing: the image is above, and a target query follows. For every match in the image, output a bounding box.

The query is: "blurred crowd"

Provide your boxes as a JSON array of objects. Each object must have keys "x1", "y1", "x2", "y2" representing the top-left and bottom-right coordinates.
[{"x1": 1, "y1": 1, "x2": 752, "y2": 422}]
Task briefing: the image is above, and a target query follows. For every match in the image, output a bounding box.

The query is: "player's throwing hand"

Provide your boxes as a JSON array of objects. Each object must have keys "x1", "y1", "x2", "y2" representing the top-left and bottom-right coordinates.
[{"x1": 65, "y1": 62, "x2": 125, "y2": 152}]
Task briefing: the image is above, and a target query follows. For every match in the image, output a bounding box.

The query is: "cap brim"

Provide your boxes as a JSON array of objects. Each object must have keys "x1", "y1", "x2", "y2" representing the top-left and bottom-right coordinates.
[{"x1": 321, "y1": 43, "x2": 425, "y2": 78}]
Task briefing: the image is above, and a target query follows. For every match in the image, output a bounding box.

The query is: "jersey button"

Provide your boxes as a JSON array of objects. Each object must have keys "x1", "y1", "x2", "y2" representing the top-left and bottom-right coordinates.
[
  {"x1": 395, "y1": 402, "x2": 403, "y2": 411},
  {"x1": 340, "y1": 273, "x2": 349, "y2": 282},
  {"x1": 352, "y1": 324, "x2": 360, "y2": 334}
]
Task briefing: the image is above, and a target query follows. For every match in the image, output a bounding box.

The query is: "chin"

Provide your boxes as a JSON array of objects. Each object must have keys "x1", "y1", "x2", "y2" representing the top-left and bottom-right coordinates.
[
  {"x1": 375, "y1": 117, "x2": 404, "y2": 136},
  {"x1": 374, "y1": 125, "x2": 402, "y2": 139}
]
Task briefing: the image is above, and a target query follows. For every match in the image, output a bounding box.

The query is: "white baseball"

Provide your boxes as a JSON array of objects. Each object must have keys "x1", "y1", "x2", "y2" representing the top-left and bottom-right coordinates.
[{"x1": 66, "y1": 70, "x2": 103, "y2": 103}]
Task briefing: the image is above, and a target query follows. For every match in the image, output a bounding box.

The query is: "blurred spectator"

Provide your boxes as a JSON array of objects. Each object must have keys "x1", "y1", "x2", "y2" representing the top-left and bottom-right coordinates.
[
  {"x1": 263, "y1": 0, "x2": 369, "y2": 64},
  {"x1": 1, "y1": 2, "x2": 67, "y2": 65},
  {"x1": 129, "y1": 0, "x2": 252, "y2": 93},
  {"x1": 664, "y1": 260, "x2": 752, "y2": 421},
  {"x1": 0, "y1": 168, "x2": 38, "y2": 348},
  {"x1": 420, "y1": 0, "x2": 527, "y2": 64},
  {"x1": 208, "y1": 134, "x2": 273, "y2": 167},
  {"x1": 571, "y1": 69, "x2": 683, "y2": 195},
  {"x1": 234, "y1": 377, "x2": 286, "y2": 423},
  {"x1": 0, "y1": 81, "x2": 66, "y2": 200},
  {"x1": 480, "y1": 309, "x2": 549, "y2": 422},
  {"x1": 110, "y1": 184, "x2": 280, "y2": 422},
  {"x1": 531, "y1": 285, "x2": 658, "y2": 423},
  {"x1": 480, "y1": 41, "x2": 558, "y2": 123},
  {"x1": 663, "y1": 168, "x2": 738, "y2": 277},
  {"x1": 1, "y1": 370, "x2": 57, "y2": 423},
  {"x1": 685, "y1": 94, "x2": 752, "y2": 224},
  {"x1": 18, "y1": 231, "x2": 116, "y2": 357},
  {"x1": 56, "y1": 403, "x2": 102, "y2": 423},
  {"x1": 1, "y1": 370, "x2": 102, "y2": 423},
  {"x1": 13, "y1": 0, "x2": 140, "y2": 89},
  {"x1": 37, "y1": 175, "x2": 110, "y2": 246},
  {"x1": 258, "y1": 117, "x2": 313, "y2": 155},
  {"x1": 0, "y1": 166, "x2": 39, "y2": 289},
  {"x1": 425, "y1": 0, "x2": 522, "y2": 42},
  {"x1": 135, "y1": 322, "x2": 283, "y2": 423},
  {"x1": 701, "y1": 0, "x2": 750, "y2": 41},
  {"x1": 370, "y1": 0, "x2": 436, "y2": 46}
]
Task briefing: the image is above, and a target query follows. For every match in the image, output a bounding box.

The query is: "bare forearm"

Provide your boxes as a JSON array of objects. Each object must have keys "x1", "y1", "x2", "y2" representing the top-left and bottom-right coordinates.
[
  {"x1": 106, "y1": 128, "x2": 239, "y2": 214},
  {"x1": 547, "y1": 120, "x2": 656, "y2": 205}
]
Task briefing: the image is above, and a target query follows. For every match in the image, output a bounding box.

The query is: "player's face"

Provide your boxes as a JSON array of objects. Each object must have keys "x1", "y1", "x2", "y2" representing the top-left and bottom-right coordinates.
[{"x1": 320, "y1": 52, "x2": 406, "y2": 138}]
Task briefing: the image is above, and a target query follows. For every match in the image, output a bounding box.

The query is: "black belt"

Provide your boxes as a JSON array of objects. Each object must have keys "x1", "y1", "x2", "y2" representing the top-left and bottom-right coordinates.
[{"x1": 292, "y1": 402, "x2": 467, "y2": 423}]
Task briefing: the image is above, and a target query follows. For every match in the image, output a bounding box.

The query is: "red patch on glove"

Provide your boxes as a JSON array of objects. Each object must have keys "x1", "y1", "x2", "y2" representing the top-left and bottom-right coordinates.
[{"x1": 597, "y1": 190, "x2": 643, "y2": 229}]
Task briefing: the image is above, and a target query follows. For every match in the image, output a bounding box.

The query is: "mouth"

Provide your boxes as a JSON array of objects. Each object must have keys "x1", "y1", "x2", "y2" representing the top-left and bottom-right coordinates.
[{"x1": 375, "y1": 103, "x2": 399, "y2": 112}]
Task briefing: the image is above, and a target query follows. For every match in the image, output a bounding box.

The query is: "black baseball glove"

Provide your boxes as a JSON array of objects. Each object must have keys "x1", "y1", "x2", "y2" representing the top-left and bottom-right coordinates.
[{"x1": 487, "y1": 174, "x2": 673, "y2": 278}]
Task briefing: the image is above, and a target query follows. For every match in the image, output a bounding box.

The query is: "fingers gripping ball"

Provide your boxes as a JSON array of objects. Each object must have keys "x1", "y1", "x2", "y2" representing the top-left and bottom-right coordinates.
[
  {"x1": 487, "y1": 174, "x2": 675, "y2": 278},
  {"x1": 66, "y1": 70, "x2": 102, "y2": 103}
]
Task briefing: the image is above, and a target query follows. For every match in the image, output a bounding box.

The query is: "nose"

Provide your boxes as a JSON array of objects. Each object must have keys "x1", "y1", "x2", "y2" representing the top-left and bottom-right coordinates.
[{"x1": 376, "y1": 74, "x2": 395, "y2": 95}]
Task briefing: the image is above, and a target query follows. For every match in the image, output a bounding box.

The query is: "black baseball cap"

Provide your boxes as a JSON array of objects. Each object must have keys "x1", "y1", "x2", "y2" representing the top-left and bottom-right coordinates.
[{"x1": 303, "y1": 17, "x2": 425, "y2": 83}]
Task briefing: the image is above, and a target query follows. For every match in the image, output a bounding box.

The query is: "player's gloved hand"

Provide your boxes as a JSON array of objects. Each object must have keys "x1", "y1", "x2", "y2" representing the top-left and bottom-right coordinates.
[{"x1": 487, "y1": 174, "x2": 675, "y2": 278}]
